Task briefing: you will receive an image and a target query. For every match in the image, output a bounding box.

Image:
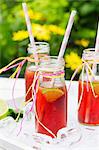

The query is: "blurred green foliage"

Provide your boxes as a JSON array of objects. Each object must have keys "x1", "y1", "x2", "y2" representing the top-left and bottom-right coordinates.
[{"x1": 0, "y1": 0, "x2": 99, "y2": 79}]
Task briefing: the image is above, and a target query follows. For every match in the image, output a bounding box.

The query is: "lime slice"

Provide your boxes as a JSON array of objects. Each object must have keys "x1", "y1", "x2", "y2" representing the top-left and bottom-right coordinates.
[
  {"x1": 42, "y1": 88, "x2": 64, "y2": 102},
  {"x1": 0, "y1": 100, "x2": 8, "y2": 120},
  {"x1": 92, "y1": 82, "x2": 99, "y2": 95}
]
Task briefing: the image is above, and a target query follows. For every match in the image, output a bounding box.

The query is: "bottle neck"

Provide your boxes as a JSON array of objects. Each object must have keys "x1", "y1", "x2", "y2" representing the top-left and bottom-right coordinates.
[
  {"x1": 39, "y1": 56, "x2": 65, "y2": 72},
  {"x1": 82, "y1": 48, "x2": 99, "y2": 63},
  {"x1": 27, "y1": 42, "x2": 50, "y2": 55},
  {"x1": 80, "y1": 48, "x2": 99, "y2": 81},
  {"x1": 39, "y1": 71, "x2": 65, "y2": 88}
]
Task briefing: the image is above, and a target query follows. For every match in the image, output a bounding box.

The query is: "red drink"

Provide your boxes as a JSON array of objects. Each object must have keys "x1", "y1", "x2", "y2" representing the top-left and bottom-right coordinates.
[
  {"x1": 78, "y1": 80, "x2": 99, "y2": 125},
  {"x1": 25, "y1": 67, "x2": 35, "y2": 102},
  {"x1": 36, "y1": 86, "x2": 67, "y2": 137}
]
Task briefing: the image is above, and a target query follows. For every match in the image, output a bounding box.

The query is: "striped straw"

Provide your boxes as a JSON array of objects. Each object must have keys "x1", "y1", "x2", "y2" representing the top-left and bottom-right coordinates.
[
  {"x1": 95, "y1": 22, "x2": 99, "y2": 52},
  {"x1": 58, "y1": 10, "x2": 77, "y2": 60},
  {"x1": 22, "y1": 3, "x2": 38, "y2": 63}
]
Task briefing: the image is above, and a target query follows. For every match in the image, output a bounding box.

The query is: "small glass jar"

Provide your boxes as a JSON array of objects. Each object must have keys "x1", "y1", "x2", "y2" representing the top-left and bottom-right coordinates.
[
  {"x1": 78, "y1": 48, "x2": 99, "y2": 125},
  {"x1": 35, "y1": 56, "x2": 67, "y2": 138},
  {"x1": 25, "y1": 42, "x2": 50, "y2": 102}
]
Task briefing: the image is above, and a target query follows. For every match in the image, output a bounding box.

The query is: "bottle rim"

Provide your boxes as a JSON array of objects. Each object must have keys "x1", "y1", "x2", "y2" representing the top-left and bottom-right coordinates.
[
  {"x1": 39, "y1": 56, "x2": 65, "y2": 72},
  {"x1": 83, "y1": 48, "x2": 99, "y2": 61},
  {"x1": 28, "y1": 42, "x2": 50, "y2": 54}
]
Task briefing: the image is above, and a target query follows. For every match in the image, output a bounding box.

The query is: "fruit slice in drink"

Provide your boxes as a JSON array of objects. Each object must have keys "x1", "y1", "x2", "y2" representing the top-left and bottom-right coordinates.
[
  {"x1": 92, "y1": 81, "x2": 99, "y2": 95},
  {"x1": 42, "y1": 88, "x2": 64, "y2": 102}
]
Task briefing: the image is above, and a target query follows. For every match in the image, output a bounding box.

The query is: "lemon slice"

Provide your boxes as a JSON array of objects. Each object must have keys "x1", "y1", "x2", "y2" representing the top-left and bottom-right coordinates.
[
  {"x1": 42, "y1": 88, "x2": 64, "y2": 102},
  {"x1": 92, "y1": 82, "x2": 99, "y2": 95},
  {"x1": 0, "y1": 100, "x2": 8, "y2": 120}
]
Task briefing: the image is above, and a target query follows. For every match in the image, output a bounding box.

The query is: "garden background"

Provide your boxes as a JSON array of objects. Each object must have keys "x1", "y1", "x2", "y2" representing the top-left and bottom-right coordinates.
[{"x1": 0, "y1": 0, "x2": 99, "y2": 79}]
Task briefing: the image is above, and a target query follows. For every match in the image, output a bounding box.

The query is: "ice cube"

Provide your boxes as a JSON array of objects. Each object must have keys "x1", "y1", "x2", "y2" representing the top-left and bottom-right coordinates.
[
  {"x1": 0, "y1": 117, "x2": 17, "y2": 137},
  {"x1": 32, "y1": 133, "x2": 52, "y2": 144},
  {"x1": 0, "y1": 117, "x2": 15, "y2": 128},
  {"x1": 57, "y1": 127, "x2": 82, "y2": 146}
]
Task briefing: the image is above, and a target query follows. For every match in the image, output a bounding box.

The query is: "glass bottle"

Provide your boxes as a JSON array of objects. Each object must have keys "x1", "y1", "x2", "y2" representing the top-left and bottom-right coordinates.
[
  {"x1": 78, "y1": 48, "x2": 99, "y2": 125},
  {"x1": 25, "y1": 42, "x2": 50, "y2": 102},
  {"x1": 35, "y1": 56, "x2": 67, "y2": 138}
]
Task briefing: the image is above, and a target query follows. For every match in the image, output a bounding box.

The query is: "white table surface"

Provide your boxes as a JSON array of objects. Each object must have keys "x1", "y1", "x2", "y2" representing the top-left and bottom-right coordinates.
[{"x1": 0, "y1": 77, "x2": 99, "y2": 150}]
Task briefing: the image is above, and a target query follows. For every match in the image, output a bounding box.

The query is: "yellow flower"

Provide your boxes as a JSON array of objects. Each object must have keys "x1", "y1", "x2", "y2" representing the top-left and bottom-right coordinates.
[
  {"x1": 12, "y1": 30, "x2": 28, "y2": 41},
  {"x1": 75, "y1": 39, "x2": 89, "y2": 47},
  {"x1": 47, "y1": 25, "x2": 65, "y2": 35},
  {"x1": 65, "y1": 52, "x2": 82, "y2": 70},
  {"x1": 32, "y1": 23, "x2": 51, "y2": 41},
  {"x1": 19, "y1": 9, "x2": 44, "y2": 21}
]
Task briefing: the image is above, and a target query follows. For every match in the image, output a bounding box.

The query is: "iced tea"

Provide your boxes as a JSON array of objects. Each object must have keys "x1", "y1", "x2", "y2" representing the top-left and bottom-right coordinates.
[
  {"x1": 36, "y1": 86, "x2": 67, "y2": 137},
  {"x1": 78, "y1": 80, "x2": 99, "y2": 125}
]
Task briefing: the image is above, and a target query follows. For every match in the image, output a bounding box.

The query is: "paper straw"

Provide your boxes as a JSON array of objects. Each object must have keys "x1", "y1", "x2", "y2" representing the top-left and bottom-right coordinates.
[
  {"x1": 22, "y1": 3, "x2": 38, "y2": 62},
  {"x1": 95, "y1": 22, "x2": 99, "y2": 52},
  {"x1": 58, "y1": 10, "x2": 77, "y2": 60}
]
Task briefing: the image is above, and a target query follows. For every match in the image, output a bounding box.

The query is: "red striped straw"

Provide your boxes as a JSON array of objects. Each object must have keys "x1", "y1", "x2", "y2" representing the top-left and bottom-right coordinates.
[
  {"x1": 95, "y1": 23, "x2": 99, "y2": 52},
  {"x1": 58, "y1": 10, "x2": 77, "y2": 60},
  {"x1": 22, "y1": 3, "x2": 38, "y2": 63}
]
